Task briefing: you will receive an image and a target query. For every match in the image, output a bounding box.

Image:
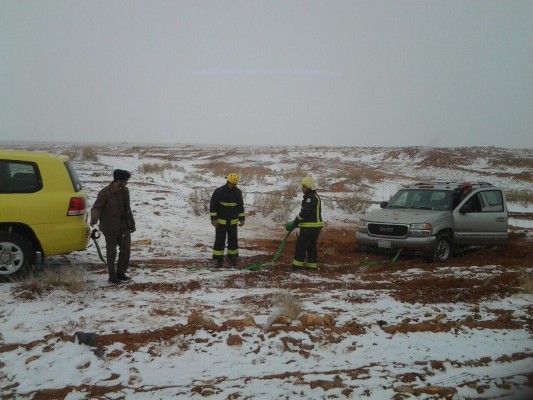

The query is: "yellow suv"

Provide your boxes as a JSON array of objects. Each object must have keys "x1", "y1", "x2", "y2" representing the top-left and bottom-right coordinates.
[{"x1": 0, "y1": 150, "x2": 90, "y2": 279}]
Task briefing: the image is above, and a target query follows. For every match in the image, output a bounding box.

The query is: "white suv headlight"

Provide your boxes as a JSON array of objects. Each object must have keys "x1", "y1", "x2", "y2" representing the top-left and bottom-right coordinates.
[
  {"x1": 410, "y1": 223, "x2": 431, "y2": 236},
  {"x1": 357, "y1": 220, "x2": 367, "y2": 232}
]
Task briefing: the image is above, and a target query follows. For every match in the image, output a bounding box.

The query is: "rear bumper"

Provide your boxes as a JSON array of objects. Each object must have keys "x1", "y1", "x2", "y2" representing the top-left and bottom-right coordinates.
[
  {"x1": 34, "y1": 221, "x2": 90, "y2": 256},
  {"x1": 356, "y1": 232, "x2": 436, "y2": 252}
]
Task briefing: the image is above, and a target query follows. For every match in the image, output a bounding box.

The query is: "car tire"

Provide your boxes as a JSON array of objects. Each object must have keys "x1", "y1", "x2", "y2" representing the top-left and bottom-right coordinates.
[
  {"x1": 428, "y1": 233, "x2": 452, "y2": 262},
  {"x1": 0, "y1": 232, "x2": 35, "y2": 280}
]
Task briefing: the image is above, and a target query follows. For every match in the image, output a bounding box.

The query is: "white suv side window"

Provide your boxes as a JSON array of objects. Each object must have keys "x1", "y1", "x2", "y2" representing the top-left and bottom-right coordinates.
[
  {"x1": 463, "y1": 193, "x2": 483, "y2": 213},
  {"x1": 465, "y1": 190, "x2": 504, "y2": 213},
  {"x1": 479, "y1": 190, "x2": 504, "y2": 212}
]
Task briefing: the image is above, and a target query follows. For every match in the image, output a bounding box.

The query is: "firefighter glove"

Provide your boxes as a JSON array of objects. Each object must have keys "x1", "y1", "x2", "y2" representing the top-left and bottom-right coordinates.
[{"x1": 285, "y1": 221, "x2": 297, "y2": 232}]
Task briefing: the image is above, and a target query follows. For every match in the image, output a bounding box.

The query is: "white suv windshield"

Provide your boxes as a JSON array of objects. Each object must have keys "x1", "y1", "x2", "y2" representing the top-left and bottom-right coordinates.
[{"x1": 388, "y1": 189, "x2": 452, "y2": 211}]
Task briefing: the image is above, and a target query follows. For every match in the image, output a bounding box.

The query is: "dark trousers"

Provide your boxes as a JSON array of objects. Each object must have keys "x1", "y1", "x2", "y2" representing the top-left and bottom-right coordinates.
[
  {"x1": 104, "y1": 220, "x2": 131, "y2": 277},
  {"x1": 213, "y1": 224, "x2": 238, "y2": 260},
  {"x1": 292, "y1": 228, "x2": 321, "y2": 268}
]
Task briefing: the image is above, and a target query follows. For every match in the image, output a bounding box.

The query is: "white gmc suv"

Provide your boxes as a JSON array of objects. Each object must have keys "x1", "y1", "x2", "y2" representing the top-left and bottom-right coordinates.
[{"x1": 356, "y1": 182, "x2": 508, "y2": 261}]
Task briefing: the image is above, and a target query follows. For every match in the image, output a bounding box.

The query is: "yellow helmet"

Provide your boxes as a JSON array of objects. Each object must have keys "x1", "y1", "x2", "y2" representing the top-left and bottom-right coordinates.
[
  {"x1": 227, "y1": 173, "x2": 239, "y2": 185},
  {"x1": 300, "y1": 176, "x2": 316, "y2": 190}
]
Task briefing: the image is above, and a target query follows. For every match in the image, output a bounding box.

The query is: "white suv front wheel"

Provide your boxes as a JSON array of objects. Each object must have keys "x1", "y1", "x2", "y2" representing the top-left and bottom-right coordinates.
[{"x1": 428, "y1": 233, "x2": 452, "y2": 262}]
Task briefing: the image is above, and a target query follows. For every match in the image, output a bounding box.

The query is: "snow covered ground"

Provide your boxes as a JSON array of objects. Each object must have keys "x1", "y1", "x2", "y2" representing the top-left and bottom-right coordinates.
[{"x1": 0, "y1": 143, "x2": 532, "y2": 399}]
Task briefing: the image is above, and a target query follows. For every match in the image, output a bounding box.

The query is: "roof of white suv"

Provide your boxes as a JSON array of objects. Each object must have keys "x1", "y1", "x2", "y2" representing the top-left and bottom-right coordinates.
[{"x1": 407, "y1": 181, "x2": 496, "y2": 191}]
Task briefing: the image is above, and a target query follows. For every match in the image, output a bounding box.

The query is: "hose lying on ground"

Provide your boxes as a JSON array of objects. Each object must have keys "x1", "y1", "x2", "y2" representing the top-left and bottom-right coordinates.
[
  {"x1": 185, "y1": 230, "x2": 295, "y2": 271},
  {"x1": 361, "y1": 249, "x2": 401, "y2": 265},
  {"x1": 241, "y1": 230, "x2": 294, "y2": 271},
  {"x1": 90, "y1": 228, "x2": 294, "y2": 271}
]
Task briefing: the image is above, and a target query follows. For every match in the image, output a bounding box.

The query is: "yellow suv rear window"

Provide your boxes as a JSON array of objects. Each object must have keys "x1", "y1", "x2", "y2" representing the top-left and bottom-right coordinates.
[{"x1": 0, "y1": 160, "x2": 43, "y2": 193}]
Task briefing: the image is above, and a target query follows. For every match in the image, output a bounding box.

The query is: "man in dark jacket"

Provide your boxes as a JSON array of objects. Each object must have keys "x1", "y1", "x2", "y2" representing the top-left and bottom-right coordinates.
[
  {"x1": 91, "y1": 169, "x2": 136, "y2": 284},
  {"x1": 454, "y1": 181, "x2": 473, "y2": 207},
  {"x1": 286, "y1": 176, "x2": 324, "y2": 272},
  {"x1": 209, "y1": 173, "x2": 245, "y2": 268}
]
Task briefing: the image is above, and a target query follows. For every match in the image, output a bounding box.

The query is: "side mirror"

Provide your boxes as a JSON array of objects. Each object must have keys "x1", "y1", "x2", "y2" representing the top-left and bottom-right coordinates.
[{"x1": 379, "y1": 201, "x2": 388, "y2": 208}]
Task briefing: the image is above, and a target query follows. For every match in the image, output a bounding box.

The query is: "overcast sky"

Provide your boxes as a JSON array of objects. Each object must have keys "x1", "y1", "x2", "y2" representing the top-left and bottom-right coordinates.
[{"x1": 1, "y1": 1, "x2": 532, "y2": 148}]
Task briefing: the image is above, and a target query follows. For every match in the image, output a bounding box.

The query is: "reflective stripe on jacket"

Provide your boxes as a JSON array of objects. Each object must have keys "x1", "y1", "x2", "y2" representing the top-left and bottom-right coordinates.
[
  {"x1": 295, "y1": 189, "x2": 324, "y2": 228},
  {"x1": 209, "y1": 184, "x2": 245, "y2": 225}
]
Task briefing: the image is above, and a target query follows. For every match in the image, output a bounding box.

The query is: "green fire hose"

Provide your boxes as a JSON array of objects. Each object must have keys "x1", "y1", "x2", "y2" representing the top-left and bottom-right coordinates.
[
  {"x1": 361, "y1": 249, "x2": 401, "y2": 264},
  {"x1": 185, "y1": 230, "x2": 294, "y2": 271},
  {"x1": 91, "y1": 227, "x2": 294, "y2": 271},
  {"x1": 90, "y1": 229, "x2": 106, "y2": 263},
  {"x1": 241, "y1": 230, "x2": 294, "y2": 271}
]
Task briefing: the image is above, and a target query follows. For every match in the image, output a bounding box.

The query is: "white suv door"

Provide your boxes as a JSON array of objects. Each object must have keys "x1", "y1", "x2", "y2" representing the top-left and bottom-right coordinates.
[{"x1": 453, "y1": 189, "x2": 508, "y2": 246}]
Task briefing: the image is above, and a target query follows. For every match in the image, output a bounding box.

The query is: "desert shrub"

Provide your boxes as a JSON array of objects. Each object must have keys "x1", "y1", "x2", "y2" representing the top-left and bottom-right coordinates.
[
  {"x1": 506, "y1": 189, "x2": 533, "y2": 206},
  {"x1": 185, "y1": 173, "x2": 210, "y2": 184},
  {"x1": 316, "y1": 176, "x2": 327, "y2": 189},
  {"x1": 189, "y1": 188, "x2": 211, "y2": 216},
  {"x1": 271, "y1": 291, "x2": 302, "y2": 319},
  {"x1": 518, "y1": 269, "x2": 533, "y2": 294},
  {"x1": 329, "y1": 165, "x2": 385, "y2": 185},
  {"x1": 148, "y1": 335, "x2": 190, "y2": 357},
  {"x1": 282, "y1": 166, "x2": 307, "y2": 181},
  {"x1": 271, "y1": 196, "x2": 294, "y2": 223},
  {"x1": 81, "y1": 146, "x2": 98, "y2": 161},
  {"x1": 62, "y1": 147, "x2": 79, "y2": 160},
  {"x1": 239, "y1": 187, "x2": 248, "y2": 205},
  {"x1": 61, "y1": 318, "x2": 87, "y2": 333},
  {"x1": 253, "y1": 192, "x2": 279, "y2": 216},
  {"x1": 18, "y1": 266, "x2": 88, "y2": 295},
  {"x1": 335, "y1": 187, "x2": 372, "y2": 214},
  {"x1": 137, "y1": 150, "x2": 148, "y2": 159},
  {"x1": 124, "y1": 146, "x2": 142, "y2": 155},
  {"x1": 39, "y1": 266, "x2": 87, "y2": 291},
  {"x1": 249, "y1": 172, "x2": 268, "y2": 185},
  {"x1": 162, "y1": 335, "x2": 190, "y2": 357},
  {"x1": 284, "y1": 183, "x2": 299, "y2": 199},
  {"x1": 203, "y1": 161, "x2": 234, "y2": 177},
  {"x1": 174, "y1": 164, "x2": 186, "y2": 173},
  {"x1": 329, "y1": 170, "x2": 363, "y2": 186},
  {"x1": 254, "y1": 192, "x2": 295, "y2": 222},
  {"x1": 138, "y1": 162, "x2": 175, "y2": 174}
]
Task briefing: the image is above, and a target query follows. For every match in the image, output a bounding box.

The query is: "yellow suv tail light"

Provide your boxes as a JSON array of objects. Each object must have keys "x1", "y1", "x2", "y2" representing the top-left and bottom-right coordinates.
[{"x1": 67, "y1": 197, "x2": 86, "y2": 216}]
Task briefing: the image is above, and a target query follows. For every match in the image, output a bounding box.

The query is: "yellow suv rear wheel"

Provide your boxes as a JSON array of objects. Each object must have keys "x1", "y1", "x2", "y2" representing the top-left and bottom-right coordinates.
[{"x1": 0, "y1": 232, "x2": 35, "y2": 280}]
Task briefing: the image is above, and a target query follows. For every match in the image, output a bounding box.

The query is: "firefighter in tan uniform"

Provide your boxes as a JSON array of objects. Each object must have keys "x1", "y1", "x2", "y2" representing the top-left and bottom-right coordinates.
[
  {"x1": 209, "y1": 173, "x2": 245, "y2": 268},
  {"x1": 285, "y1": 176, "x2": 324, "y2": 272},
  {"x1": 91, "y1": 169, "x2": 136, "y2": 284}
]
